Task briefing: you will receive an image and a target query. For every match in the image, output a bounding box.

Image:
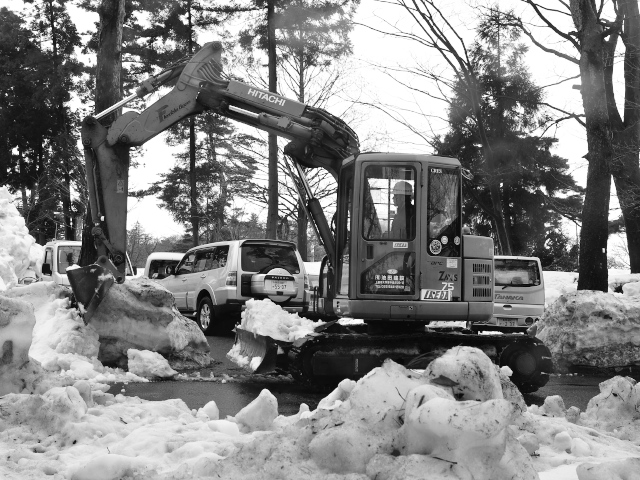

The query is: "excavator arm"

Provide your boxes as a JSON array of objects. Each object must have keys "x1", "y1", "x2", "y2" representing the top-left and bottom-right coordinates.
[{"x1": 73, "y1": 41, "x2": 358, "y2": 321}]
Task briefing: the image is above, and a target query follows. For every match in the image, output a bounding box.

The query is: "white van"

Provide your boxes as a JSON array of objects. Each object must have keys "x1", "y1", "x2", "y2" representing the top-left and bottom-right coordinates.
[
  {"x1": 469, "y1": 255, "x2": 545, "y2": 333},
  {"x1": 144, "y1": 252, "x2": 184, "y2": 280},
  {"x1": 158, "y1": 239, "x2": 309, "y2": 335},
  {"x1": 41, "y1": 240, "x2": 136, "y2": 286}
]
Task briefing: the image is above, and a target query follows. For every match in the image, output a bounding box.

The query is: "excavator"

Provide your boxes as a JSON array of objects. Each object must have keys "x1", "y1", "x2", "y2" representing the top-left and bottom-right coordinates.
[{"x1": 69, "y1": 41, "x2": 552, "y2": 393}]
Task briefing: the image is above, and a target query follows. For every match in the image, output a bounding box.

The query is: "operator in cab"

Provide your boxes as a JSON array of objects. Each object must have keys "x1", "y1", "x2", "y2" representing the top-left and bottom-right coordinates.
[{"x1": 391, "y1": 181, "x2": 415, "y2": 239}]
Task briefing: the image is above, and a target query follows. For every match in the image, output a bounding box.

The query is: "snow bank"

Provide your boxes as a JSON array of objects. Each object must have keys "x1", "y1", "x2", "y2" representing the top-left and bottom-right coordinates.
[
  {"x1": 0, "y1": 187, "x2": 43, "y2": 290},
  {"x1": 536, "y1": 291, "x2": 640, "y2": 372},
  {"x1": 2, "y1": 346, "x2": 640, "y2": 479},
  {"x1": 2, "y1": 281, "x2": 150, "y2": 383},
  {"x1": 0, "y1": 293, "x2": 61, "y2": 395},
  {"x1": 88, "y1": 277, "x2": 212, "y2": 370}
]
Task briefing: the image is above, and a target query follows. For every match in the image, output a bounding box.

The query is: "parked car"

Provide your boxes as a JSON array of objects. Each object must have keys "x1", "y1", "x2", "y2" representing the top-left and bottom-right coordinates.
[
  {"x1": 158, "y1": 239, "x2": 310, "y2": 335},
  {"x1": 144, "y1": 252, "x2": 184, "y2": 280}
]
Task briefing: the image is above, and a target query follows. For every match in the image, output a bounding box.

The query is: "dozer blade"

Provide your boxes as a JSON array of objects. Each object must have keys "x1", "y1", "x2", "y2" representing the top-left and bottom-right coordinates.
[
  {"x1": 229, "y1": 327, "x2": 286, "y2": 374},
  {"x1": 67, "y1": 256, "x2": 125, "y2": 325}
]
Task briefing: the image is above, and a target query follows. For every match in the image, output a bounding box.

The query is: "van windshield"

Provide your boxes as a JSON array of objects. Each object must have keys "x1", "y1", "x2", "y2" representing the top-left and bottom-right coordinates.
[
  {"x1": 58, "y1": 246, "x2": 81, "y2": 272},
  {"x1": 241, "y1": 244, "x2": 300, "y2": 274},
  {"x1": 494, "y1": 259, "x2": 541, "y2": 287}
]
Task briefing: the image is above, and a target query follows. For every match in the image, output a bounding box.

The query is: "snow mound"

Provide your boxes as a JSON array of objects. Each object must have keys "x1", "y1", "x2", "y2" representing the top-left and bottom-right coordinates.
[
  {"x1": 0, "y1": 293, "x2": 62, "y2": 394},
  {"x1": 89, "y1": 277, "x2": 212, "y2": 369},
  {"x1": 0, "y1": 187, "x2": 43, "y2": 290},
  {"x1": 578, "y1": 376, "x2": 640, "y2": 442},
  {"x1": 536, "y1": 291, "x2": 640, "y2": 372}
]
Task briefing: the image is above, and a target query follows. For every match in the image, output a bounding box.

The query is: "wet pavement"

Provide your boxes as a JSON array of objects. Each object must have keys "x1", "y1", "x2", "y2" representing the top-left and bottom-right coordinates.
[{"x1": 110, "y1": 331, "x2": 612, "y2": 417}]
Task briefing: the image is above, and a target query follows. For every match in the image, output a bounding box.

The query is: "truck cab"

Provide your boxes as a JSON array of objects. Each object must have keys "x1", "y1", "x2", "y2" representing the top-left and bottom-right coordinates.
[
  {"x1": 41, "y1": 241, "x2": 82, "y2": 286},
  {"x1": 42, "y1": 240, "x2": 136, "y2": 287}
]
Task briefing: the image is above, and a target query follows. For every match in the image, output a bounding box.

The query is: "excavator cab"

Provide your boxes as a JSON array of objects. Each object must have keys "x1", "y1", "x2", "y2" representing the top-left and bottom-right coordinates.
[{"x1": 320, "y1": 153, "x2": 494, "y2": 326}]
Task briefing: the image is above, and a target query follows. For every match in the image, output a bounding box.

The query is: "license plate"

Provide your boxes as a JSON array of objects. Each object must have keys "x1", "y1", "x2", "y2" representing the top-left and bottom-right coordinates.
[
  {"x1": 497, "y1": 318, "x2": 518, "y2": 327},
  {"x1": 422, "y1": 289, "x2": 452, "y2": 301},
  {"x1": 267, "y1": 280, "x2": 292, "y2": 291}
]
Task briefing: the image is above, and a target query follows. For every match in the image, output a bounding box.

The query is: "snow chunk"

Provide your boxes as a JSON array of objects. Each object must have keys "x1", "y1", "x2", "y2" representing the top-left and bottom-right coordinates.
[
  {"x1": 423, "y1": 346, "x2": 503, "y2": 401},
  {"x1": 536, "y1": 291, "x2": 640, "y2": 372},
  {"x1": 234, "y1": 388, "x2": 278, "y2": 432},
  {"x1": 239, "y1": 298, "x2": 324, "y2": 342},
  {"x1": 127, "y1": 349, "x2": 177, "y2": 378}
]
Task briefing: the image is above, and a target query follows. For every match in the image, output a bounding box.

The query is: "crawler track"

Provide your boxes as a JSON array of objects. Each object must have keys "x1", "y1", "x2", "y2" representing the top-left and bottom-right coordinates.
[{"x1": 287, "y1": 329, "x2": 552, "y2": 393}]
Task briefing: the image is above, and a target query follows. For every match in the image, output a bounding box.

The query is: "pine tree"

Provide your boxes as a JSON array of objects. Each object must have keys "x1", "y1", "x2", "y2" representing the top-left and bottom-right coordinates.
[{"x1": 434, "y1": 9, "x2": 582, "y2": 263}]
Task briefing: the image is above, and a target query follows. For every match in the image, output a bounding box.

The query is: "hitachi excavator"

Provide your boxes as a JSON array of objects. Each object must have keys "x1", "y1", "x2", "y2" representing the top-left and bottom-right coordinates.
[{"x1": 70, "y1": 41, "x2": 552, "y2": 392}]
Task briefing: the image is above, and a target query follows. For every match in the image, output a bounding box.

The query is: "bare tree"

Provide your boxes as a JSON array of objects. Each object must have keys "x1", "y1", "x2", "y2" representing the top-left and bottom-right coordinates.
[
  {"x1": 515, "y1": 0, "x2": 640, "y2": 287},
  {"x1": 383, "y1": 0, "x2": 515, "y2": 254}
]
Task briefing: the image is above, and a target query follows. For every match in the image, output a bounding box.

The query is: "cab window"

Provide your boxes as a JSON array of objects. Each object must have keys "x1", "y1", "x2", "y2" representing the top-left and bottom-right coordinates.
[
  {"x1": 362, "y1": 165, "x2": 416, "y2": 240},
  {"x1": 176, "y1": 253, "x2": 196, "y2": 274}
]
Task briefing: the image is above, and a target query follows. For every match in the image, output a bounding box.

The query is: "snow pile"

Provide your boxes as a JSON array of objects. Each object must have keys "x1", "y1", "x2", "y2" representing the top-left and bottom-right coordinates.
[
  {"x1": 543, "y1": 271, "x2": 579, "y2": 306},
  {"x1": 2, "y1": 347, "x2": 640, "y2": 479},
  {"x1": 578, "y1": 376, "x2": 640, "y2": 443},
  {"x1": 0, "y1": 292, "x2": 62, "y2": 395},
  {"x1": 127, "y1": 349, "x2": 178, "y2": 379},
  {"x1": 0, "y1": 186, "x2": 43, "y2": 290},
  {"x1": 536, "y1": 290, "x2": 640, "y2": 372},
  {"x1": 89, "y1": 277, "x2": 212, "y2": 370},
  {"x1": 3, "y1": 281, "x2": 149, "y2": 383}
]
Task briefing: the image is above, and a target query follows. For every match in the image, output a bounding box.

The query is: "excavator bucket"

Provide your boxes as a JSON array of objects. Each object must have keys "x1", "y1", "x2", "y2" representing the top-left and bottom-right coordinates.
[
  {"x1": 228, "y1": 327, "x2": 285, "y2": 374},
  {"x1": 67, "y1": 256, "x2": 125, "y2": 325}
]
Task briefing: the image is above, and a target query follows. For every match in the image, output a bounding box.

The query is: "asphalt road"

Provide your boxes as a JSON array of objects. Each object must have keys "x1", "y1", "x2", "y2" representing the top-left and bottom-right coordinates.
[{"x1": 111, "y1": 333, "x2": 612, "y2": 418}]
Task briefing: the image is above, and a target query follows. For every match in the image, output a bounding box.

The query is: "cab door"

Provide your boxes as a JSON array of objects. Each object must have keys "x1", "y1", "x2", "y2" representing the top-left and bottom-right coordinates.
[{"x1": 355, "y1": 162, "x2": 421, "y2": 300}]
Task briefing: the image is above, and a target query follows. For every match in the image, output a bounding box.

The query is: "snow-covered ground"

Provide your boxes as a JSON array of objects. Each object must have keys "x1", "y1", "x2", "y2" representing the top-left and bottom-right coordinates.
[{"x1": 3, "y1": 186, "x2": 640, "y2": 479}]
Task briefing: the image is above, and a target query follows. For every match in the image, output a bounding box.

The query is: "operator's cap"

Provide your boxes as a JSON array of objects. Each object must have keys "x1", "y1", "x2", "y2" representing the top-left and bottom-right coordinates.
[{"x1": 393, "y1": 181, "x2": 412, "y2": 196}]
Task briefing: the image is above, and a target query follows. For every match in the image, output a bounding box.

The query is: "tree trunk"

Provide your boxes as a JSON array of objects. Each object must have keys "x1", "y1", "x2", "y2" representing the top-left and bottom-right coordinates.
[
  {"x1": 265, "y1": 0, "x2": 279, "y2": 239},
  {"x1": 571, "y1": 0, "x2": 612, "y2": 291},
  {"x1": 189, "y1": 117, "x2": 199, "y2": 246},
  {"x1": 79, "y1": 0, "x2": 126, "y2": 266},
  {"x1": 610, "y1": 0, "x2": 640, "y2": 272}
]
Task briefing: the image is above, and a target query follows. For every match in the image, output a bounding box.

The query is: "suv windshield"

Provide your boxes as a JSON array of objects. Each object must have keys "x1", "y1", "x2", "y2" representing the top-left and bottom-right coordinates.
[
  {"x1": 495, "y1": 259, "x2": 541, "y2": 287},
  {"x1": 241, "y1": 243, "x2": 300, "y2": 273}
]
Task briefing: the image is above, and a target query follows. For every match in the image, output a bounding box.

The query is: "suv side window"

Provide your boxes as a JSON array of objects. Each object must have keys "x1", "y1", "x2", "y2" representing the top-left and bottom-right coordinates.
[
  {"x1": 177, "y1": 253, "x2": 196, "y2": 275},
  {"x1": 193, "y1": 250, "x2": 211, "y2": 273},
  {"x1": 206, "y1": 246, "x2": 229, "y2": 270}
]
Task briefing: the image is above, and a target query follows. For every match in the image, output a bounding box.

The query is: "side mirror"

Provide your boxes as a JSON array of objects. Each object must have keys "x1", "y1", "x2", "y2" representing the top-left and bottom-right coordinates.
[
  {"x1": 166, "y1": 265, "x2": 176, "y2": 276},
  {"x1": 42, "y1": 263, "x2": 52, "y2": 275},
  {"x1": 133, "y1": 266, "x2": 138, "y2": 275}
]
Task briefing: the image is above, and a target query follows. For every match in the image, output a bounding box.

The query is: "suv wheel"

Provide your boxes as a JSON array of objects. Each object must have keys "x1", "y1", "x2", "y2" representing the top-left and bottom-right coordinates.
[{"x1": 197, "y1": 296, "x2": 215, "y2": 335}]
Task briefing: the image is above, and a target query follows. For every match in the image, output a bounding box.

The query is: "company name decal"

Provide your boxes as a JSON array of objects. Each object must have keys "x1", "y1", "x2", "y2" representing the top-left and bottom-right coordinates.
[
  {"x1": 247, "y1": 88, "x2": 286, "y2": 107},
  {"x1": 495, "y1": 294, "x2": 524, "y2": 301},
  {"x1": 158, "y1": 100, "x2": 191, "y2": 122}
]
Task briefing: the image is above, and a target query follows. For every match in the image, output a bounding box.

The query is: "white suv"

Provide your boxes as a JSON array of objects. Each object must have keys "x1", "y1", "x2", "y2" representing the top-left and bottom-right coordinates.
[{"x1": 158, "y1": 239, "x2": 310, "y2": 334}]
